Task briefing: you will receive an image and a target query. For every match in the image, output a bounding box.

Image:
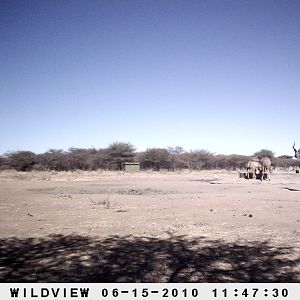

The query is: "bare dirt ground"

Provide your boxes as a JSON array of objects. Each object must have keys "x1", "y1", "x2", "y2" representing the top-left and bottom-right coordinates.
[{"x1": 0, "y1": 170, "x2": 299, "y2": 282}]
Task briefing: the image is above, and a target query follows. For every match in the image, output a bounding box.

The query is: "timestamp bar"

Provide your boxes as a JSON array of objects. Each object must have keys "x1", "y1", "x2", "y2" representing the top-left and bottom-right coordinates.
[{"x1": 1, "y1": 283, "x2": 299, "y2": 300}]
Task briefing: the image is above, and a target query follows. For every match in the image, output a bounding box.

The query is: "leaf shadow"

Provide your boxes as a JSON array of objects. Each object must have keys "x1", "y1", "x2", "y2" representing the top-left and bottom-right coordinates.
[{"x1": 0, "y1": 234, "x2": 299, "y2": 282}]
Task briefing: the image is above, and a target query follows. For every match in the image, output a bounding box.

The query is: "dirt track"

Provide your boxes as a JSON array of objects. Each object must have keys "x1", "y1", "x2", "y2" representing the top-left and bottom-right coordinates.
[{"x1": 0, "y1": 170, "x2": 299, "y2": 282}]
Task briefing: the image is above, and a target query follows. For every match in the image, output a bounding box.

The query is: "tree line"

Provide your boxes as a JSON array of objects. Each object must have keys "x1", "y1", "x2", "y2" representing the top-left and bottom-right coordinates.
[{"x1": 0, "y1": 142, "x2": 298, "y2": 172}]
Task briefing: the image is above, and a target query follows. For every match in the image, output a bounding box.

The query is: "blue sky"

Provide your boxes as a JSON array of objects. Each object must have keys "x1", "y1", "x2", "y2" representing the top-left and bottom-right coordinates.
[{"x1": 1, "y1": 0, "x2": 299, "y2": 156}]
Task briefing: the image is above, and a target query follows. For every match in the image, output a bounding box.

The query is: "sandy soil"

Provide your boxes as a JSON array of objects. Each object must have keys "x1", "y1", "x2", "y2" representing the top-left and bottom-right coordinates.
[{"x1": 0, "y1": 170, "x2": 299, "y2": 282}]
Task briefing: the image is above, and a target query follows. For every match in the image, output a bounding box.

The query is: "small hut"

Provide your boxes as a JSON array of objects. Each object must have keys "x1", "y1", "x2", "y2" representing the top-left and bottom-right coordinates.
[{"x1": 124, "y1": 162, "x2": 140, "y2": 172}]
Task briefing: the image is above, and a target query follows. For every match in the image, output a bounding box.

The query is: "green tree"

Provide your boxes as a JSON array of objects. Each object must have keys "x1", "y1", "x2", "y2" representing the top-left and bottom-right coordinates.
[
  {"x1": 187, "y1": 150, "x2": 214, "y2": 170},
  {"x1": 167, "y1": 146, "x2": 186, "y2": 170},
  {"x1": 254, "y1": 149, "x2": 275, "y2": 159},
  {"x1": 140, "y1": 148, "x2": 170, "y2": 171},
  {"x1": 37, "y1": 149, "x2": 68, "y2": 171},
  {"x1": 277, "y1": 155, "x2": 293, "y2": 159},
  {"x1": 226, "y1": 154, "x2": 249, "y2": 170},
  {"x1": 6, "y1": 151, "x2": 36, "y2": 171},
  {"x1": 67, "y1": 148, "x2": 95, "y2": 170},
  {"x1": 106, "y1": 142, "x2": 135, "y2": 170}
]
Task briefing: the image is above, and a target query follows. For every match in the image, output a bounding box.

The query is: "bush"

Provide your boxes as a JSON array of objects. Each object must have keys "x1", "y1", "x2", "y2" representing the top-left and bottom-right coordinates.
[
  {"x1": 4, "y1": 151, "x2": 36, "y2": 171},
  {"x1": 105, "y1": 142, "x2": 136, "y2": 170},
  {"x1": 140, "y1": 148, "x2": 171, "y2": 171},
  {"x1": 1, "y1": 144, "x2": 298, "y2": 172}
]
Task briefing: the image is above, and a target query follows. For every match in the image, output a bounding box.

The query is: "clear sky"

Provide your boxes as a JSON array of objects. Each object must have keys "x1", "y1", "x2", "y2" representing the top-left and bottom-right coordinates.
[{"x1": 1, "y1": 0, "x2": 299, "y2": 156}]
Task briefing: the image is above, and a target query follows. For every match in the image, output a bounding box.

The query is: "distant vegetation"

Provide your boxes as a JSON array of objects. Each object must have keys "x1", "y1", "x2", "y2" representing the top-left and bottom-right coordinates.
[{"x1": 0, "y1": 143, "x2": 298, "y2": 172}]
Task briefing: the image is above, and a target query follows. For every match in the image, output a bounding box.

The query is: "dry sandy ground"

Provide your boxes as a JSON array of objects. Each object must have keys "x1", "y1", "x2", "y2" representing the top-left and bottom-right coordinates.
[{"x1": 0, "y1": 170, "x2": 299, "y2": 282}]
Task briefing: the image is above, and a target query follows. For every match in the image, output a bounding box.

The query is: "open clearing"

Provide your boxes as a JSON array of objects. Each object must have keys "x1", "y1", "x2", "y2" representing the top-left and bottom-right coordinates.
[{"x1": 0, "y1": 170, "x2": 299, "y2": 282}]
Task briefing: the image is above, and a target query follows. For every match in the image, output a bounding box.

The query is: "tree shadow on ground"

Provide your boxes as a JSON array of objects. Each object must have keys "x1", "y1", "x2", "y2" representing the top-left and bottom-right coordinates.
[
  {"x1": 282, "y1": 187, "x2": 300, "y2": 192},
  {"x1": 0, "y1": 235, "x2": 299, "y2": 282}
]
